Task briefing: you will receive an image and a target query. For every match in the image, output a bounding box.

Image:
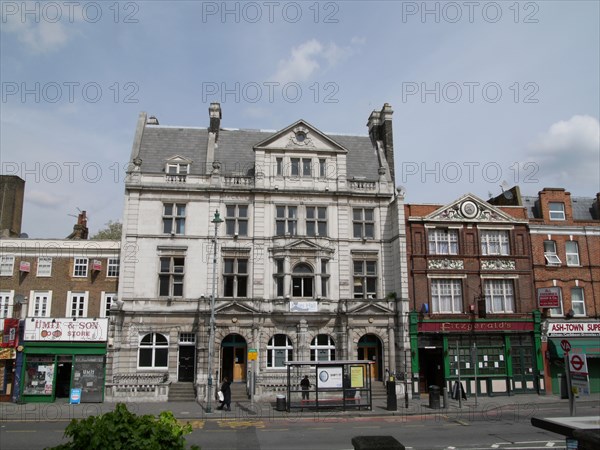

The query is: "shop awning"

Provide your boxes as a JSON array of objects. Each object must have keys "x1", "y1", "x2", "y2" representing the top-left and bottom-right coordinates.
[{"x1": 549, "y1": 338, "x2": 600, "y2": 358}]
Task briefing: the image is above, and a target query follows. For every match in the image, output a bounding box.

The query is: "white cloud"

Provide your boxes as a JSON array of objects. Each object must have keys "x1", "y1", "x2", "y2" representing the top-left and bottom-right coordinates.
[
  {"x1": 527, "y1": 115, "x2": 600, "y2": 191},
  {"x1": 270, "y1": 38, "x2": 364, "y2": 84},
  {"x1": 27, "y1": 189, "x2": 66, "y2": 208},
  {"x1": 2, "y1": 14, "x2": 70, "y2": 53}
]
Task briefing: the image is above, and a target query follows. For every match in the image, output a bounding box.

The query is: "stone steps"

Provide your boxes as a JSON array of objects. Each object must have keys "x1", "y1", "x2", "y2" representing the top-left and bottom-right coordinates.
[{"x1": 168, "y1": 382, "x2": 195, "y2": 402}]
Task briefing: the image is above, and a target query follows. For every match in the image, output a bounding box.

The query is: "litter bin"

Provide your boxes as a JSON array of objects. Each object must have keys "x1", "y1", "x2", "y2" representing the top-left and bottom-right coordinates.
[
  {"x1": 387, "y1": 380, "x2": 397, "y2": 411},
  {"x1": 558, "y1": 373, "x2": 569, "y2": 399},
  {"x1": 276, "y1": 394, "x2": 286, "y2": 411},
  {"x1": 429, "y1": 385, "x2": 441, "y2": 409}
]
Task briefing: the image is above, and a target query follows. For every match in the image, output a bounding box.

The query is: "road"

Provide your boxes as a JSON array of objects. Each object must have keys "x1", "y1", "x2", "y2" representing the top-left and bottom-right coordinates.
[{"x1": 1, "y1": 403, "x2": 597, "y2": 449}]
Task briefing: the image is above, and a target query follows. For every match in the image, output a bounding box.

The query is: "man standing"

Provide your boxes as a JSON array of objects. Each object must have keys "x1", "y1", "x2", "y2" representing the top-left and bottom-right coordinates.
[{"x1": 300, "y1": 375, "x2": 311, "y2": 400}]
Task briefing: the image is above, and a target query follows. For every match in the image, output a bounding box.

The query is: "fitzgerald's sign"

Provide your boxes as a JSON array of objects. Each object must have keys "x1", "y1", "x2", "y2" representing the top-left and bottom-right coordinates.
[
  {"x1": 418, "y1": 321, "x2": 534, "y2": 333},
  {"x1": 24, "y1": 318, "x2": 109, "y2": 342}
]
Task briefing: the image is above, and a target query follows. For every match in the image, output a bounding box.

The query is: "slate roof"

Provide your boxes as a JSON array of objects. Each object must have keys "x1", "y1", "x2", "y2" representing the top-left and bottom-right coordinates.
[
  {"x1": 136, "y1": 125, "x2": 380, "y2": 180},
  {"x1": 521, "y1": 196, "x2": 598, "y2": 221}
]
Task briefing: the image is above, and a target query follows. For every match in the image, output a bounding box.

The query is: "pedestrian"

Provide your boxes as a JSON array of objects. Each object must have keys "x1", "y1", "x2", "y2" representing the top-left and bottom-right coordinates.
[
  {"x1": 218, "y1": 377, "x2": 231, "y2": 411},
  {"x1": 300, "y1": 375, "x2": 311, "y2": 400}
]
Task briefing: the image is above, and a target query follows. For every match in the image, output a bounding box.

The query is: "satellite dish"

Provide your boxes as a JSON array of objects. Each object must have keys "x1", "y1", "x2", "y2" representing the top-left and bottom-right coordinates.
[
  {"x1": 14, "y1": 294, "x2": 27, "y2": 304},
  {"x1": 503, "y1": 190, "x2": 514, "y2": 200},
  {"x1": 19, "y1": 233, "x2": 29, "y2": 238}
]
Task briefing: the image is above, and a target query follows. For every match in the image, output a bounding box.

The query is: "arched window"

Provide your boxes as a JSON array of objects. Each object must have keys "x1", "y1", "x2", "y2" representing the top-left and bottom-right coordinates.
[
  {"x1": 267, "y1": 334, "x2": 293, "y2": 368},
  {"x1": 138, "y1": 333, "x2": 169, "y2": 368},
  {"x1": 310, "y1": 334, "x2": 336, "y2": 361},
  {"x1": 292, "y1": 263, "x2": 313, "y2": 298}
]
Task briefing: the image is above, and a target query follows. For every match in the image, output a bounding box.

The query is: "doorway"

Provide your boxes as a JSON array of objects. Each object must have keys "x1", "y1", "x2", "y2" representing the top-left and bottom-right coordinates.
[
  {"x1": 511, "y1": 336, "x2": 535, "y2": 393},
  {"x1": 55, "y1": 360, "x2": 72, "y2": 398},
  {"x1": 221, "y1": 334, "x2": 247, "y2": 382},
  {"x1": 357, "y1": 334, "x2": 383, "y2": 380},
  {"x1": 178, "y1": 346, "x2": 195, "y2": 382},
  {"x1": 419, "y1": 348, "x2": 444, "y2": 392}
]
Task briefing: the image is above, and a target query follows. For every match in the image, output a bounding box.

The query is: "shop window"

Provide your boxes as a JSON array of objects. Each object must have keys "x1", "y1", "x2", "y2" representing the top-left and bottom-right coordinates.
[
  {"x1": 138, "y1": 333, "x2": 169, "y2": 368},
  {"x1": 267, "y1": 334, "x2": 293, "y2": 368},
  {"x1": 23, "y1": 356, "x2": 55, "y2": 395}
]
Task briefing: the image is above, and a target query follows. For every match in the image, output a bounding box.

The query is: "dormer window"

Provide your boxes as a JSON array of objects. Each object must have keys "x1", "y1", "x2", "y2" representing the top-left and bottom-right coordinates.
[
  {"x1": 165, "y1": 157, "x2": 191, "y2": 182},
  {"x1": 548, "y1": 202, "x2": 565, "y2": 221},
  {"x1": 167, "y1": 163, "x2": 189, "y2": 175}
]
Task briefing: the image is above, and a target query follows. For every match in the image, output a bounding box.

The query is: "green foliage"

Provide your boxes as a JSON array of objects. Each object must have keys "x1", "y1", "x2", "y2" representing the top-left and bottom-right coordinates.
[
  {"x1": 90, "y1": 220, "x2": 122, "y2": 240},
  {"x1": 48, "y1": 403, "x2": 200, "y2": 450}
]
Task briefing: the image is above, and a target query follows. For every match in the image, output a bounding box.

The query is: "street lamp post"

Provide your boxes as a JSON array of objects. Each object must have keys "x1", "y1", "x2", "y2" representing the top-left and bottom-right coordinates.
[{"x1": 206, "y1": 209, "x2": 223, "y2": 414}]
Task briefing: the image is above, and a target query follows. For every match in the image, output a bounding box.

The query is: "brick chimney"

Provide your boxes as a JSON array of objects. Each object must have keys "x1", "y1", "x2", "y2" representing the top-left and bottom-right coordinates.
[
  {"x1": 209, "y1": 103, "x2": 222, "y2": 141},
  {"x1": 0, "y1": 175, "x2": 25, "y2": 237},
  {"x1": 67, "y1": 211, "x2": 89, "y2": 240},
  {"x1": 367, "y1": 103, "x2": 395, "y2": 184}
]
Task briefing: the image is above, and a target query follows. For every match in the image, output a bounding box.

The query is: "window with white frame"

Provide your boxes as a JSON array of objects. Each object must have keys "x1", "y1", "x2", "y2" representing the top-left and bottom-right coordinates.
[
  {"x1": 431, "y1": 279, "x2": 463, "y2": 313},
  {"x1": 276, "y1": 206, "x2": 297, "y2": 236},
  {"x1": 0, "y1": 291, "x2": 13, "y2": 318},
  {"x1": 274, "y1": 259, "x2": 285, "y2": 297},
  {"x1": 484, "y1": 279, "x2": 514, "y2": 313},
  {"x1": 306, "y1": 206, "x2": 327, "y2": 237},
  {"x1": 223, "y1": 258, "x2": 248, "y2": 298},
  {"x1": 571, "y1": 287, "x2": 586, "y2": 316},
  {"x1": 292, "y1": 263, "x2": 314, "y2": 298},
  {"x1": 107, "y1": 258, "x2": 120, "y2": 277},
  {"x1": 353, "y1": 260, "x2": 377, "y2": 299},
  {"x1": 548, "y1": 288, "x2": 564, "y2": 316},
  {"x1": 480, "y1": 230, "x2": 510, "y2": 255},
  {"x1": 549, "y1": 202, "x2": 565, "y2": 220},
  {"x1": 31, "y1": 291, "x2": 51, "y2": 317},
  {"x1": 68, "y1": 292, "x2": 88, "y2": 317},
  {"x1": 310, "y1": 334, "x2": 336, "y2": 361},
  {"x1": 73, "y1": 258, "x2": 88, "y2": 277},
  {"x1": 36, "y1": 257, "x2": 52, "y2": 277},
  {"x1": 1, "y1": 256, "x2": 15, "y2": 276},
  {"x1": 166, "y1": 162, "x2": 189, "y2": 177},
  {"x1": 159, "y1": 256, "x2": 185, "y2": 297},
  {"x1": 267, "y1": 334, "x2": 293, "y2": 368},
  {"x1": 428, "y1": 228, "x2": 458, "y2": 255},
  {"x1": 565, "y1": 241, "x2": 580, "y2": 266},
  {"x1": 163, "y1": 203, "x2": 186, "y2": 235},
  {"x1": 353, "y1": 208, "x2": 375, "y2": 239},
  {"x1": 543, "y1": 240, "x2": 561, "y2": 265},
  {"x1": 102, "y1": 292, "x2": 117, "y2": 318},
  {"x1": 225, "y1": 205, "x2": 248, "y2": 236},
  {"x1": 138, "y1": 333, "x2": 169, "y2": 368}
]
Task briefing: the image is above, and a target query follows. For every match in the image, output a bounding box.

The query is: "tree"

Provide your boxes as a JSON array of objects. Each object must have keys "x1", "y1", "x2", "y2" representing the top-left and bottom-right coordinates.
[
  {"x1": 91, "y1": 220, "x2": 122, "y2": 240},
  {"x1": 48, "y1": 403, "x2": 200, "y2": 450}
]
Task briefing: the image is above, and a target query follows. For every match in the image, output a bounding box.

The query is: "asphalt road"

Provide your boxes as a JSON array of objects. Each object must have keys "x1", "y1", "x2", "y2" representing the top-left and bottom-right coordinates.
[{"x1": 1, "y1": 403, "x2": 597, "y2": 450}]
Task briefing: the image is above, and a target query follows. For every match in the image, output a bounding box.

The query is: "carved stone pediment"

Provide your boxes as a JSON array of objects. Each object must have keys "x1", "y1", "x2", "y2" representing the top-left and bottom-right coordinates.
[
  {"x1": 425, "y1": 194, "x2": 519, "y2": 223},
  {"x1": 270, "y1": 238, "x2": 335, "y2": 255},
  {"x1": 253, "y1": 120, "x2": 348, "y2": 154},
  {"x1": 349, "y1": 302, "x2": 393, "y2": 315},
  {"x1": 216, "y1": 301, "x2": 258, "y2": 315}
]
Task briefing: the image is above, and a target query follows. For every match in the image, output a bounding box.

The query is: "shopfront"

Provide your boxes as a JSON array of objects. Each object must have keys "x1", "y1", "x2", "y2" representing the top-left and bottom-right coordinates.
[
  {"x1": 544, "y1": 320, "x2": 600, "y2": 395},
  {"x1": 409, "y1": 311, "x2": 543, "y2": 397},
  {"x1": 20, "y1": 318, "x2": 108, "y2": 403},
  {"x1": 1, "y1": 319, "x2": 20, "y2": 402}
]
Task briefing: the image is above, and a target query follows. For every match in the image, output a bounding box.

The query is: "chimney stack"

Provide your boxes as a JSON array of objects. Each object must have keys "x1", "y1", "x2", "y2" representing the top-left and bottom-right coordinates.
[
  {"x1": 367, "y1": 103, "x2": 395, "y2": 184},
  {"x1": 209, "y1": 103, "x2": 222, "y2": 141},
  {"x1": 67, "y1": 211, "x2": 89, "y2": 240}
]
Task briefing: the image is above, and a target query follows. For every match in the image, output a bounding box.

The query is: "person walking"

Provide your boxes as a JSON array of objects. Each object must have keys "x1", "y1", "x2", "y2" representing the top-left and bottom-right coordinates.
[
  {"x1": 300, "y1": 375, "x2": 311, "y2": 400},
  {"x1": 218, "y1": 377, "x2": 232, "y2": 411}
]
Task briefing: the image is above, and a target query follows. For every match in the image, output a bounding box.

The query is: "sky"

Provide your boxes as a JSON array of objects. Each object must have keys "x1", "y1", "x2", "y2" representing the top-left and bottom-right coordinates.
[{"x1": 1, "y1": 0, "x2": 599, "y2": 238}]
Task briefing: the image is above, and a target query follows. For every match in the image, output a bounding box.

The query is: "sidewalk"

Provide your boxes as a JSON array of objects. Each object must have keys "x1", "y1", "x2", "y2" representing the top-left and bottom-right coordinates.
[{"x1": 2, "y1": 392, "x2": 598, "y2": 422}]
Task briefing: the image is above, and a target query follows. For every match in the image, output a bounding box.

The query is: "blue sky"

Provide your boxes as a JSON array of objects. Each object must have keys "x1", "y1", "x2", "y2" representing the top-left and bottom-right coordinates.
[{"x1": 1, "y1": 1, "x2": 599, "y2": 238}]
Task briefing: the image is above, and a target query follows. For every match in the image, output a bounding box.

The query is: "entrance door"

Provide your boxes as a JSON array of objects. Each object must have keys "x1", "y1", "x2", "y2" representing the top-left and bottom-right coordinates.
[
  {"x1": 178, "y1": 346, "x2": 195, "y2": 382},
  {"x1": 221, "y1": 334, "x2": 247, "y2": 382},
  {"x1": 56, "y1": 360, "x2": 72, "y2": 398},
  {"x1": 418, "y1": 348, "x2": 444, "y2": 392},
  {"x1": 511, "y1": 336, "x2": 535, "y2": 393},
  {"x1": 358, "y1": 335, "x2": 382, "y2": 380}
]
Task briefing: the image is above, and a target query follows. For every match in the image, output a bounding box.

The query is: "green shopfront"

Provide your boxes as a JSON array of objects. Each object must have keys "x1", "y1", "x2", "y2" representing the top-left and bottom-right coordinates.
[
  {"x1": 20, "y1": 318, "x2": 109, "y2": 403},
  {"x1": 409, "y1": 311, "x2": 544, "y2": 397},
  {"x1": 544, "y1": 320, "x2": 600, "y2": 395}
]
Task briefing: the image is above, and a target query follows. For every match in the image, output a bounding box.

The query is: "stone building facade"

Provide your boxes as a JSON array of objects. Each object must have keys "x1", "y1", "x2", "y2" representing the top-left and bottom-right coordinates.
[{"x1": 107, "y1": 103, "x2": 410, "y2": 402}]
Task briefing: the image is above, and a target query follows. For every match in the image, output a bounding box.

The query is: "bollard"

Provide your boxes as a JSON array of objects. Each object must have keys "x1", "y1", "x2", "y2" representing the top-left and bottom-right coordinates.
[{"x1": 442, "y1": 386, "x2": 448, "y2": 409}]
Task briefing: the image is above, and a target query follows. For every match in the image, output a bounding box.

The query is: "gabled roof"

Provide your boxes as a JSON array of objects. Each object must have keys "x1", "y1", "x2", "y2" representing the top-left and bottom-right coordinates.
[
  {"x1": 253, "y1": 120, "x2": 349, "y2": 154},
  {"x1": 270, "y1": 238, "x2": 336, "y2": 254},
  {"x1": 422, "y1": 193, "x2": 522, "y2": 223},
  {"x1": 521, "y1": 195, "x2": 598, "y2": 221}
]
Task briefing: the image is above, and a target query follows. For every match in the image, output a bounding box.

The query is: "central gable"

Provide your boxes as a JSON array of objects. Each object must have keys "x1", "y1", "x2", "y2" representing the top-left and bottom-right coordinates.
[
  {"x1": 253, "y1": 120, "x2": 349, "y2": 154},
  {"x1": 425, "y1": 194, "x2": 522, "y2": 223}
]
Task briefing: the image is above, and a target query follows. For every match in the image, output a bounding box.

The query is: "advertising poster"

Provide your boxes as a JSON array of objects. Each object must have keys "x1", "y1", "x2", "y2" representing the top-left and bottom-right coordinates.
[
  {"x1": 350, "y1": 366, "x2": 364, "y2": 388},
  {"x1": 317, "y1": 366, "x2": 343, "y2": 388}
]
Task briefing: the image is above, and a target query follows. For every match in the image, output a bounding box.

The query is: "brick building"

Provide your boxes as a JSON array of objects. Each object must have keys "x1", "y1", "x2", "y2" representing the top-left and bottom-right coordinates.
[
  {"x1": 490, "y1": 187, "x2": 600, "y2": 394},
  {"x1": 405, "y1": 193, "x2": 542, "y2": 398},
  {"x1": 0, "y1": 212, "x2": 119, "y2": 403}
]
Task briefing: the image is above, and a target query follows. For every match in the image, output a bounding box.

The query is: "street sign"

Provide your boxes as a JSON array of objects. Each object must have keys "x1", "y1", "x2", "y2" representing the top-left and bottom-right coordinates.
[
  {"x1": 568, "y1": 353, "x2": 590, "y2": 397},
  {"x1": 569, "y1": 354, "x2": 588, "y2": 374},
  {"x1": 248, "y1": 348, "x2": 258, "y2": 361},
  {"x1": 560, "y1": 340, "x2": 571, "y2": 353}
]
